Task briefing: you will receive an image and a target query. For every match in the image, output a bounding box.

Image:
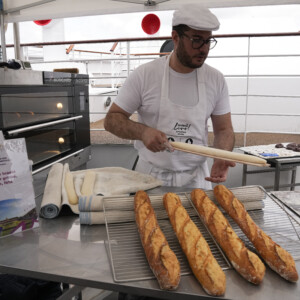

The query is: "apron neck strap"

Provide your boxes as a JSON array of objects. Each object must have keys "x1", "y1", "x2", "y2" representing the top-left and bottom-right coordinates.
[
  {"x1": 161, "y1": 54, "x2": 171, "y2": 99},
  {"x1": 162, "y1": 54, "x2": 206, "y2": 99}
]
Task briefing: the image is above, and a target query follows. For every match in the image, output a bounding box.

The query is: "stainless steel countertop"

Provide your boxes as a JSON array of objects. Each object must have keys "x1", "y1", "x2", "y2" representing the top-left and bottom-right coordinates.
[{"x1": 0, "y1": 185, "x2": 299, "y2": 300}]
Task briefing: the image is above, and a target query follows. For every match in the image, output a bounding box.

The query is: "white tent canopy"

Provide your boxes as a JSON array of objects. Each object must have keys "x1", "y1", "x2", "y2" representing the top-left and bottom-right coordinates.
[
  {"x1": 1, "y1": 0, "x2": 300, "y2": 62},
  {"x1": 2, "y1": 0, "x2": 300, "y2": 23}
]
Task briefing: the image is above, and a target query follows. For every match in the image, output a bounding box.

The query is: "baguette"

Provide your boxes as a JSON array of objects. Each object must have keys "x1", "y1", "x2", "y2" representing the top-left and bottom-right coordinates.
[
  {"x1": 81, "y1": 170, "x2": 96, "y2": 196},
  {"x1": 64, "y1": 172, "x2": 78, "y2": 205},
  {"x1": 163, "y1": 192, "x2": 226, "y2": 296},
  {"x1": 214, "y1": 185, "x2": 298, "y2": 282},
  {"x1": 191, "y1": 189, "x2": 265, "y2": 284},
  {"x1": 41, "y1": 163, "x2": 63, "y2": 207},
  {"x1": 170, "y1": 141, "x2": 268, "y2": 166},
  {"x1": 134, "y1": 190, "x2": 180, "y2": 290}
]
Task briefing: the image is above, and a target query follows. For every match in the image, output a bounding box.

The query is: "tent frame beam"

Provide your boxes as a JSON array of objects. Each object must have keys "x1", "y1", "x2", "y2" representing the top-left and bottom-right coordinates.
[{"x1": 3, "y1": 0, "x2": 55, "y2": 14}]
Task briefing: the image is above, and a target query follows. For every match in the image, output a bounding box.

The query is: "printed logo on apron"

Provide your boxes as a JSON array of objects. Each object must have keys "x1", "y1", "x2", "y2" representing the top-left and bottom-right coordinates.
[
  {"x1": 173, "y1": 122, "x2": 191, "y2": 136},
  {"x1": 168, "y1": 136, "x2": 194, "y2": 144}
]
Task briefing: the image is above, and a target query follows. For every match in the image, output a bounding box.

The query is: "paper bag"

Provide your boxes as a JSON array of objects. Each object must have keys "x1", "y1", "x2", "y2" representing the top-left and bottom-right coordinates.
[{"x1": 0, "y1": 132, "x2": 38, "y2": 237}]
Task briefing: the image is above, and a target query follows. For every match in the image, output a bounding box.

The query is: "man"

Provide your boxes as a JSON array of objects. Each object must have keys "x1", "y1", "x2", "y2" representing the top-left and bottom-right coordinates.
[{"x1": 105, "y1": 4, "x2": 235, "y2": 189}]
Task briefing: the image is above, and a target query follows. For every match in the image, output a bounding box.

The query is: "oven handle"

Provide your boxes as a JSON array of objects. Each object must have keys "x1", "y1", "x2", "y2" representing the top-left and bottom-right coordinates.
[
  {"x1": 32, "y1": 148, "x2": 85, "y2": 175},
  {"x1": 7, "y1": 115, "x2": 83, "y2": 136}
]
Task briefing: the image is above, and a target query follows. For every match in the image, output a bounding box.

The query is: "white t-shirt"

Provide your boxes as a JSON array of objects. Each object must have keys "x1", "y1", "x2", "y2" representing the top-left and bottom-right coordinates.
[
  {"x1": 169, "y1": 68, "x2": 198, "y2": 107},
  {"x1": 114, "y1": 56, "x2": 230, "y2": 137}
]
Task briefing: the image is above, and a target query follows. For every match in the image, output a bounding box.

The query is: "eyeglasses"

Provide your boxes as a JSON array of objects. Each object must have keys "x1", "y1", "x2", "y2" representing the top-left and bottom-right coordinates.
[{"x1": 181, "y1": 33, "x2": 217, "y2": 50}]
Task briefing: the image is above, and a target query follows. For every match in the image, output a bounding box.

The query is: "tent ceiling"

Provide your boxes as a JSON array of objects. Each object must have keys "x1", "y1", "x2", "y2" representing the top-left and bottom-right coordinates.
[{"x1": 2, "y1": 0, "x2": 300, "y2": 23}]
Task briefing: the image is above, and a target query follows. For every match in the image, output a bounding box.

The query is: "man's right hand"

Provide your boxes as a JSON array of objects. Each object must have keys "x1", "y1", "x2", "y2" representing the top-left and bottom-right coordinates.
[
  {"x1": 105, "y1": 103, "x2": 170, "y2": 153},
  {"x1": 141, "y1": 127, "x2": 169, "y2": 153}
]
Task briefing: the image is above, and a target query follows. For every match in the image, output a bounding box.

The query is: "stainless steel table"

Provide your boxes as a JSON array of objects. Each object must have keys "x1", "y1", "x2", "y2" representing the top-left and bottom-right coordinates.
[
  {"x1": 0, "y1": 186, "x2": 299, "y2": 300},
  {"x1": 242, "y1": 152, "x2": 300, "y2": 191}
]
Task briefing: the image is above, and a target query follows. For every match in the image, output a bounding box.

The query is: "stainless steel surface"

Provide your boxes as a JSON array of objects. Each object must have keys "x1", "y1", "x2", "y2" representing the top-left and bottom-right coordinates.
[
  {"x1": 104, "y1": 186, "x2": 300, "y2": 284},
  {"x1": 241, "y1": 192, "x2": 300, "y2": 257},
  {"x1": 242, "y1": 155, "x2": 300, "y2": 191},
  {"x1": 7, "y1": 115, "x2": 83, "y2": 136},
  {"x1": 271, "y1": 191, "x2": 300, "y2": 218},
  {"x1": 32, "y1": 148, "x2": 85, "y2": 175},
  {"x1": 0, "y1": 185, "x2": 300, "y2": 300},
  {"x1": 0, "y1": 68, "x2": 43, "y2": 85}
]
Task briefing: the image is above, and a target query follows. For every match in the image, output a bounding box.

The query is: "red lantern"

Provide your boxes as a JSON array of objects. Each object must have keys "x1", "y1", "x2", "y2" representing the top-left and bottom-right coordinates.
[
  {"x1": 33, "y1": 19, "x2": 52, "y2": 26},
  {"x1": 141, "y1": 14, "x2": 160, "y2": 35}
]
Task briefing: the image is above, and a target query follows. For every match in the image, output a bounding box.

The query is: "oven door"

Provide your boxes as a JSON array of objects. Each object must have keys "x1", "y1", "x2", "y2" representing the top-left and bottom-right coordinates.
[
  {"x1": 0, "y1": 85, "x2": 73, "y2": 130},
  {"x1": 6, "y1": 117, "x2": 82, "y2": 167},
  {"x1": 0, "y1": 81, "x2": 91, "y2": 172}
]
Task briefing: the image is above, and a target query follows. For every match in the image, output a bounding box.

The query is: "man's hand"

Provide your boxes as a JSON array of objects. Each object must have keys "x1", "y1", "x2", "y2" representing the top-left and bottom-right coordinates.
[
  {"x1": 205, "y1": 159, "x2": 236, "y2": 183},
  {"x1": 141, "y1": 127, "x2": 169, "y2": 152},
  {"x1": 104, "y1": 104, "x2": 170, "y2": 153}
]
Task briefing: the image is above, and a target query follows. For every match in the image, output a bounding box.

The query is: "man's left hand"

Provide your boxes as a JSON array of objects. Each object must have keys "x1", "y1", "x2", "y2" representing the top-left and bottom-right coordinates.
[{"x1": 205, "y1": 159, "x2": 236, "y2": 183}]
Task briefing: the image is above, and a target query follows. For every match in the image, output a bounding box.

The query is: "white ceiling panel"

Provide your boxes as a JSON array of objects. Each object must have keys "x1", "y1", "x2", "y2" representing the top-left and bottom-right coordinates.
[{"x1": 2, "y1": 0, "x2": 300, "y2": 23}]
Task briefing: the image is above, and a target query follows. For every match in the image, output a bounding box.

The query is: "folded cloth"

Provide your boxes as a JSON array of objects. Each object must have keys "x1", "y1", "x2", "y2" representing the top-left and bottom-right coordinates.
[
  {"x1": 72, "y1": 167, "x2": 163, "y2": 197},
  {"x1": 78, "y1": 195, "x2": 104, "y2": 212},
  {"x1": 78, "y1": 185, "x2": 266, "y2": 225},
  {"x1": 40, "y1": 203, "x2": 60, "y2": 219},
  {"x1": 206, "y1": 185, "x2": 265, "y2": 211},
  {"x1": 80, "y1": 211, "x2": 134, "y2": 225},
  {"x1": 78, "y1": 195, "x2": 133, "y2": 212},
  {"x1": 41, "y1": 164, "x2": 162, "y2": 219},
  {"x1": 40, "y1": 163, "x2": 64, "y2": 218}
]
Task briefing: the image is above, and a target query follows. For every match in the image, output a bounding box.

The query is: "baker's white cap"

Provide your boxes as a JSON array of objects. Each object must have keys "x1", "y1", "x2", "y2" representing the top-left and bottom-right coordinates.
[{"x1": 172, "y1": 4, "x2": 220, "y2": 31}]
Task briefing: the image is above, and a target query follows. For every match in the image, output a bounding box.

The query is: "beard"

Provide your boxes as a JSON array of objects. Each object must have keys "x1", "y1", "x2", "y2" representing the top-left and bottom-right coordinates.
[{"x1": 175, "y1": 39, "x2": 207, "y2": 69}]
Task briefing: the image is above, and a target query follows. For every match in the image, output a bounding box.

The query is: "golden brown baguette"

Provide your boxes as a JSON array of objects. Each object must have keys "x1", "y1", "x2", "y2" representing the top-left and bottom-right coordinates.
[
  {"x1": 64, "y1": 172, "x2": 78, "y2": 205},
  {"x1": 214, "y1": 184, "x2": 299, "y2": 282},
  {"x1": 191, "y1": 189, "x2": 265, "y2": 284},
  {"x1": 163, "y1": 192, "x2": 226, "y2": 296},
  {"x1": 80, "y1": 170, "x2": 96, "y2": 196},
  {"x1": 134, "y1": 190, "x2": 180, "y2": 290}
]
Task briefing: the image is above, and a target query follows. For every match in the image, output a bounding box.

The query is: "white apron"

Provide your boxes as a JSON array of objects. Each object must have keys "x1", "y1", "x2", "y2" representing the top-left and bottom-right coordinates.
[{"x1": 135, "y1": 54, "x2": 211, "y2": 189}]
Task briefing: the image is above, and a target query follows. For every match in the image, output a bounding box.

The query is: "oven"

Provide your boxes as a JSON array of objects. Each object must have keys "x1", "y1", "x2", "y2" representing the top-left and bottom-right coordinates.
[{"x1": 0, "y1": 70, "x2": 91, "y2": 173}]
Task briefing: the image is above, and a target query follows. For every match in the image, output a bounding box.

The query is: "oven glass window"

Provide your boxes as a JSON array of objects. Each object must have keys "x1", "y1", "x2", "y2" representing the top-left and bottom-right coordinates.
[
  {"x1": 24, "y1": 121, "x2": 76, "y2": 165},
  {"x1": 1, "y1": 91, "x2": 72, "y2": 128}
]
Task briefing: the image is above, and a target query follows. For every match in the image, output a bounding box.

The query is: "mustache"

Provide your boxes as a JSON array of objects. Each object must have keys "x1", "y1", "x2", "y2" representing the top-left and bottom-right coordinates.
[
  {"x1": 193, "y1": 55, "x2": 206, "y2": 59},
  {"x1": 194, "y1": 51, "x2": 206, "y2": 57}
]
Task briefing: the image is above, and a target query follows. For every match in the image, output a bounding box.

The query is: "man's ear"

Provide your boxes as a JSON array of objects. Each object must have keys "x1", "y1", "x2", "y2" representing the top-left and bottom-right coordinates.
[{"x1": 171, "y1": 30, "x2": 179, "y2": 47}]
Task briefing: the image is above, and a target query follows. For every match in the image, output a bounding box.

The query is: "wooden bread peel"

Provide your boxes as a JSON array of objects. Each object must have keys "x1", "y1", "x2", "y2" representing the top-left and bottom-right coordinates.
[{"x1": 170, "y1": 141, "x2": 269, "y2": 167}]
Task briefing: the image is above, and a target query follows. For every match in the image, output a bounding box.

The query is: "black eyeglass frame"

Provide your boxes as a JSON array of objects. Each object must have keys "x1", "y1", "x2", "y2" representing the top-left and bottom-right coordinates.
[{"x1": 181, "y1": 33, "x2": 217, "y2": 50}]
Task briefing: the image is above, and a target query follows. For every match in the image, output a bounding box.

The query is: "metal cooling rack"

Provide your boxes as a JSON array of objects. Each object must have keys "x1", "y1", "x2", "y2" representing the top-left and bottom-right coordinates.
[
  {"x1": 190, "y1": 187, "x2": 300, "y2": 260},
  {"x1": 103, "y1": 193, "x2": 231, "y2": 283},
  {"x1": 103, "y1": 186, "x2": 300, "y2": 283}
]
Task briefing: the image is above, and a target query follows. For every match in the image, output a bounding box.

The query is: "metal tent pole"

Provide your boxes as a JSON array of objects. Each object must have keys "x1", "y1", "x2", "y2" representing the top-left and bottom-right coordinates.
[
  {"x1": 13, "y1": 22, "x2": 23, "y2": 60},
  {"x1": 0, "y1": 10, "x2": 7, "y2": 62}
]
